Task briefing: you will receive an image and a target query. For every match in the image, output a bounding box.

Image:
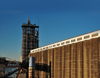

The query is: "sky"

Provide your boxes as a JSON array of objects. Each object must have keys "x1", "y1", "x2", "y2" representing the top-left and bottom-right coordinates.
[{"x1": 0, "y1": 0, "x2": 100, "y2": 61}]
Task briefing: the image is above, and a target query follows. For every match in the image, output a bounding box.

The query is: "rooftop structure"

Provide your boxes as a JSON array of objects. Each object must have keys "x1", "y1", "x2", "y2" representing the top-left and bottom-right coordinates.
[
  {"x1": 31, "y1": 30, "x2": 100, "y2": 53},
  {"x1": 21, "y1": 19, "x2": 39, "y2": 61}
]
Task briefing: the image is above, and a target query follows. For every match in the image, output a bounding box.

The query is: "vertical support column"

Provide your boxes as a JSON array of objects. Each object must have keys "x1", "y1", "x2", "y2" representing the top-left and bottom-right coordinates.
[
  {"x1": 86, "y1": 40, "x2": 92, "y2": 78},
  {"x1": 41, "y1": 51, "x2": 44, "y2": 78},
  {"x1": 43, "y1": 50, "x2": 48, "y2": 78},
  {"x1": 71, "y1": 43, "x2": 77, "y2": 78},
  {"x1": 51, "y1": 49, "x2": 54, "y2": 78},
  {"x1": 77, "y1": 42, "x2": 83, "y2": 78},
  {"x1": 92, "y1": 38, "x2": 99, "y2": 78},
  {"x1": 65, "y1": 45, "x2": 71, "y2": 78},
  {"x1": 62, "y1": 46, "x2": 65, "y2": 78},
  {"x1": 39, "y1": 52, "x2": 43, "y2": 78},
  {"x1": 47, "y1": 49, "x2": 50, "y2": 78},
  {"x1": 54, "y1": 48, "x2": 57, "y2": 78},
  {"x1": 56, "y1": 47, "x2": 62, "y2": 78},
  {"x1": 83, "y1": 41, "x2": 88, "y2": 78},
  {"x1": 29, "y1": 56, "x2": 35, "y2": 78},
  {"x1": 59, "y1": 47, "x2": 62, "y2": 78},
  {"x1": 98, "y1": 37, "x2": 100, "y2": 78},
  {"x1": 83, "y1": 40, "x2": 93, "y2": 78},
  {"x1": 34, "y1": 53, "x2": 39, "y2": 78},
  {"x1": 48, "y1": 49, "x2": 50, "y2": 78},
  {"x1": 48, "y1": 49, "x2": 52, "y2": 78}
]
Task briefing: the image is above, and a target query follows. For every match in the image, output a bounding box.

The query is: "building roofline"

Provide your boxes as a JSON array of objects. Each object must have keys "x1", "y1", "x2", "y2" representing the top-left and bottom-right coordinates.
[{"x1": 30, "y1": 29, "x2": 100, "y2": 53}]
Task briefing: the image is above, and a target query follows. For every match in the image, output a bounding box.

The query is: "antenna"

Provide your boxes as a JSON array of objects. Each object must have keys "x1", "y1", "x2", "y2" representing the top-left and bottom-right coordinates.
[
  {"x1": 38, "y1": 18, "x2": 39, "y2": 26},
  {"x1": 27, "y1": 17, "x2": 30, "y2": 24},
  {"x1": 38, "y1": 18, "x2": 39, "y2": 47},
  {"x1": 27, "y1": 17, "x2": 29, "y2": 20}
]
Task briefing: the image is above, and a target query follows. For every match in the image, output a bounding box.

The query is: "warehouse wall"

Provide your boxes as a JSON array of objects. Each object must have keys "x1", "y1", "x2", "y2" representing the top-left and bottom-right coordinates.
[{"x1": 29, "y1": 37, "x2": 100, "y2": 78}]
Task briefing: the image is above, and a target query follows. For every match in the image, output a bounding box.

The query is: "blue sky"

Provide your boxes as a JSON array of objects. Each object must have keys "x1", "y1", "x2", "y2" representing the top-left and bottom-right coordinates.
[{"x1": 0, "y1": 0, "x2": 100, "y2": 61}]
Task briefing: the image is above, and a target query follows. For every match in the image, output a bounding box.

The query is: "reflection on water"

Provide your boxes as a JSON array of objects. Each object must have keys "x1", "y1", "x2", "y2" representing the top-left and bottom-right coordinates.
[{"x1": 5, "y1": 68, "x2": 17, "y2": 78}]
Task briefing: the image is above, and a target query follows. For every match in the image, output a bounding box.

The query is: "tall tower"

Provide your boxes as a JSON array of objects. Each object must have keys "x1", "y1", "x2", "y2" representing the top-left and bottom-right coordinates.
[{"x1": 21, "y1": 19, "x2": 39, "y2": 62}]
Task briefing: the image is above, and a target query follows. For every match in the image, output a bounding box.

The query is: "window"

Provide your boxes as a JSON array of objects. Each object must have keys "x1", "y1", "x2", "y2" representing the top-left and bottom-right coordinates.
[
  {"x1": 66, "y1": 41, "x2": 70, "y2": 44},
  {"x1": 71, "y1": 39, "x2": 75, "y2": 42},
  {"x1": 84, "y1": 35, "x2": 90, "y2": 39},
  {"x1": 57, "y1": 44, "x2": 60, "y2": 46},
  {"x1": 77, "y1": 37, "x2": 82, "y2": 41},
  {"x1": 61, "y1": 42, "x2": 64, "y2": 45},
  {"x1": 92, "y1": 33, "x2": 98, "y2": 37}
]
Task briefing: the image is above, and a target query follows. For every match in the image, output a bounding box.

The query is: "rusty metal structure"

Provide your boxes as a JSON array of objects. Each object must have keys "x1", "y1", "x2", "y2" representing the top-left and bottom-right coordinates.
[
  {"x1": 21, "y1": 19, "x2": 39, "y2": 62},
  {"x1": 29, "y1": 30, "x2": 100, "y2": 78},
  {"x1": 0, "y1": 57, "x2": 20, "y2": 78}
]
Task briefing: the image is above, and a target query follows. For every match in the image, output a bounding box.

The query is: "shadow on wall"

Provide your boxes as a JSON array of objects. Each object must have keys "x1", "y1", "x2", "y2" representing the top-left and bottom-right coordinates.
[{"x1": 35, "y1": 62, "x2": 51, "y2": 78}]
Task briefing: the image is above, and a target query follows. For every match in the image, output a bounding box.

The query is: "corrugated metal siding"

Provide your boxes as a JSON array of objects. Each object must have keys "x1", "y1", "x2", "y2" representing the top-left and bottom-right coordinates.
[
  {"x1": 29, "y1": 37, "x2": 100, "y2": 78},
  {"x1": 51, "y1": 49, "x2": 54, "y2": 78},
  {"x1": 77, "y1": 42, "x2": 83, "y2": 78}
]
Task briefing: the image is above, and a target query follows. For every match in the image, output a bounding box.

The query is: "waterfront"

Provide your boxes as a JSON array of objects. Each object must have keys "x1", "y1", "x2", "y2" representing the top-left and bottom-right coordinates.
[{"x1": 5, "y1": 68, "x2": 17, "y2": 78}]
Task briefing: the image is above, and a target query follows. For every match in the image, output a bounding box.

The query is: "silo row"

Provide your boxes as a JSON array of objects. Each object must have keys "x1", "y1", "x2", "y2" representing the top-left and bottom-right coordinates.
[{"x1": 29, "y1": 37, "x2": 100, "y2": 78}]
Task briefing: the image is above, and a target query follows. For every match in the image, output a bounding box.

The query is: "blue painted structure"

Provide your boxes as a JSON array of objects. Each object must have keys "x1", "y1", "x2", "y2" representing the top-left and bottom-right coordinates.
[{"x1": 29, "y1": 56, "x2": 35, "y2": 67}]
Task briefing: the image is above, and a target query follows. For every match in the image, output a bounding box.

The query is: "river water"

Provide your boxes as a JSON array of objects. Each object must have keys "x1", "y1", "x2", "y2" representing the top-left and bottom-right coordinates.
[{"x1": 5, "y1": 68, "x2": 17, "y2": 78}]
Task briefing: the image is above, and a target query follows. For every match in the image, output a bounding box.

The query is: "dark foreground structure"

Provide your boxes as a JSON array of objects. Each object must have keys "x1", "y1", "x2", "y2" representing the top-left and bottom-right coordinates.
[
  {"x1": 21, "y1": 20, "x2": 39, "y2": 62},
  {"x1": 29, "y1": 30, "x2": 100, "y2": 78},
  {"x1": 0, "y1": 58, "x2": 5, "y2": 77}
]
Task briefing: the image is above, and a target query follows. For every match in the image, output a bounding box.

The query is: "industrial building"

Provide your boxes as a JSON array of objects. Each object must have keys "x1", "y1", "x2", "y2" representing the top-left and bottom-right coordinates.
[
  {"x1": 29, "y1": 30, "x2": 100, "y2": 78},
  {"x1": 21, "y1": 20, "x2": 39, "y2": 62}
]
